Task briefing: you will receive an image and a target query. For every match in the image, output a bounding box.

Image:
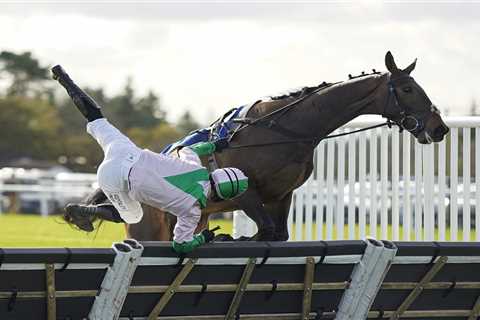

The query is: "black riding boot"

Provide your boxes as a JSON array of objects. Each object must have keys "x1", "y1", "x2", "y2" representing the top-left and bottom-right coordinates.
[
  {"x1": 52, "y1": 65, "x2": 104, "y2": 122},
  {"x1": 64, "y1": 203, "x2": 124, "y2": 232}
]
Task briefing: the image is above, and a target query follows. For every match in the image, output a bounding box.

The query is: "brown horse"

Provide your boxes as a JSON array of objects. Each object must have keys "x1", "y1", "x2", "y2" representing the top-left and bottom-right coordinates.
[{"x1": 90, "y1": 51, "x2": 450, "y2": 241}]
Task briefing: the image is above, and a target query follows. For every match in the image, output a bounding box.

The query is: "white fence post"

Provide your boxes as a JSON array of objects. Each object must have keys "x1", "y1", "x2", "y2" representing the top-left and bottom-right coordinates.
[
  {"x1": 232, "y1": 211, "x2": 256, "y2": 239},
  {"x1": 230, "y1": 116, "x2": 480, "y2": 242}
]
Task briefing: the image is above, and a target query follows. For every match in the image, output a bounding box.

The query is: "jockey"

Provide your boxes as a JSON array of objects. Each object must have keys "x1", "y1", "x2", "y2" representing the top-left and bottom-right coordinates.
[{"x1": 52, "y1": 66, "x2": 248, "y2": 253}]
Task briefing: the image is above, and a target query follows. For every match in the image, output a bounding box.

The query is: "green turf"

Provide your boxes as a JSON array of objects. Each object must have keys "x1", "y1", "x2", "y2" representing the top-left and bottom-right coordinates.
[
  {"x1": 0, "y1": 213, "x2": 477, "y2": 247},
  {"x1": 290, "y1": 223, "x2": 478, "y2": 241},
  {"x1": 0, "y1": 213, "x2": 233, "y2": 248}
]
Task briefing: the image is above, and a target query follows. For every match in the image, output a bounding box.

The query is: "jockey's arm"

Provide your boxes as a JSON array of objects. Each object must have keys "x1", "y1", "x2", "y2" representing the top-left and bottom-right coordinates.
[
  {"x1": 188, "y1": 139, "x2": 229, "y2": 156},
  {"x1": 171, "y1": 205, "x2": 212, "y2": 254},
  {"x1": 188, "y1": 142, "x2": 216, "y2": 156}
]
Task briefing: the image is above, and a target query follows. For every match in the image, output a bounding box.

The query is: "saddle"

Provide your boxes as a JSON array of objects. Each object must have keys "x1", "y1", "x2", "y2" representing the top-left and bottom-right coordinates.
[{"x1": 161, "y1": 101, "x2": 258, "y2": 155}]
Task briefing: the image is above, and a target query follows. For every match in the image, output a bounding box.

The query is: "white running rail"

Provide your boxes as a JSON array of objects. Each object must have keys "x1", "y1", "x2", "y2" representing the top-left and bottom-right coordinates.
[{"x1": 233, "y1": 116, "x2": 480, "y2": 242}]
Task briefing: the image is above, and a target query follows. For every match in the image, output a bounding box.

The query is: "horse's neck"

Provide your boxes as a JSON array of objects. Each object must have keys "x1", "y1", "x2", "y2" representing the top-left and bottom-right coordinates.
[{"x1": 289, "y1": 73, "x2": 388, "y2": 138}]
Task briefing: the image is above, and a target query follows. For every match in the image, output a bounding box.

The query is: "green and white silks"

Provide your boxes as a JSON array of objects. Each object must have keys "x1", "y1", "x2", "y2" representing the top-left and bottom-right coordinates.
[{"x1": 210, "y1": 168, "x2": 248, "y2": 200}]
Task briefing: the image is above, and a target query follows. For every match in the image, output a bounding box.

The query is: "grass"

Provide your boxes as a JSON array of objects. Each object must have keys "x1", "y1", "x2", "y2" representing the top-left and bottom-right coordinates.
[
  {"x1": 0, "y1": 213, "x2": 477, "y2": 247},
  {"x1": 290, "y1": 223, "x2": 479, "y2": 241},
  {"x1": 0, "y1": 213, "x2": 234, "y2": 248}
]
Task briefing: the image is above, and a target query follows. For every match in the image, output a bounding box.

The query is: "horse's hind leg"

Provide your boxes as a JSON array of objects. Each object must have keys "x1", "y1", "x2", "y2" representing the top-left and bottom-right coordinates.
[
  {"x1": 233, "y1": 187, "x2": 275, "y2": 241},
  {"x1": 264, "y1": 192, "x2": 293, "y2": 241}
]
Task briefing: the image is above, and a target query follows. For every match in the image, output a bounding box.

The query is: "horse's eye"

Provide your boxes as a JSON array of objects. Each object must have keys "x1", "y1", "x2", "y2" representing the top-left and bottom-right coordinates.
[{"x1": 402, "y1": 86, "x2": 412, "y2": 93}]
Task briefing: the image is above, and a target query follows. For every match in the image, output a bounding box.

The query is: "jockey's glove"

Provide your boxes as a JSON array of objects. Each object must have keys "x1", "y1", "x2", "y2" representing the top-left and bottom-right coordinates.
[
  {"x1": 201, "y1": 228, "x2": 216, "y2": 243},
  {"x1": 213, "y1": 138, "x2": 229, "y2": 152},
  {"x1": 172, "y1": 234, "x2": 206, "y2": 254}
]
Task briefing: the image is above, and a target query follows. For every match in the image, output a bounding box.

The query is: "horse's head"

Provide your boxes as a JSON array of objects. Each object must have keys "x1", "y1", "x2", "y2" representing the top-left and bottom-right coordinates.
[{"x1": 383, "y1": 51, "x2": 449, "y2": 144}]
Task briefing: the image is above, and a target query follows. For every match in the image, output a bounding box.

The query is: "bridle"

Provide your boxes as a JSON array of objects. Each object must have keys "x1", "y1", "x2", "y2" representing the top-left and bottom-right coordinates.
[
  {"x1": 383, "y1": 75, "x2": 440, "y2": 137},
  {"x1": 225, "y1": 73, "x2": 438, "y2": 150}
]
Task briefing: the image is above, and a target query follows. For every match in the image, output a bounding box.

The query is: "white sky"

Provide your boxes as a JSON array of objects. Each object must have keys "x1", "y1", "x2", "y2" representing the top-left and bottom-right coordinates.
[{"x1": 1, "y1": 1, "x2": 480, "y2": 124}]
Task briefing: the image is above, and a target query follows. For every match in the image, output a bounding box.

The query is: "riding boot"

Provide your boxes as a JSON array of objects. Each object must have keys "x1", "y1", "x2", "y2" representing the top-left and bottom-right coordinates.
[
  {"x1": 67, "y1": 89, "x2": 104, "y2": 122},
  {"x1": 51, "y1": 65, "x2": 104, "y2": 122},
  {"x1": 64, "y1": 203, "x2": 124, "y2": 232}
]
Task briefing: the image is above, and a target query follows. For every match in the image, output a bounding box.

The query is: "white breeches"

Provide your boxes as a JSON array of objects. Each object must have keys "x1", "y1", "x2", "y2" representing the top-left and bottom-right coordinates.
[{"x1": 86, "y1": 118, "x2": 143, "y2": 224}]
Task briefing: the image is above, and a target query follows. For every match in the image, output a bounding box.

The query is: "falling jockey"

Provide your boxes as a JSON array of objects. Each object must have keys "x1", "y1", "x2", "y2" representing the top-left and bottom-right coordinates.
[{"x1": 51, "y1": 65, "x2": 248, "y2": 253}]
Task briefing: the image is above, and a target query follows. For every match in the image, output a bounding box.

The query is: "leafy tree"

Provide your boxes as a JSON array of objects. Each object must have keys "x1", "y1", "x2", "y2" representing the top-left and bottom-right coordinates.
[
  {"x1": 0, "y1": 51, "x2": 52, "y2": 98},
  {"x1": 0, "y1": 97, "x2": 61, "y2": 162},
  {"x1": 106, "y1": 78, "x2": 166, "y2": 131},
  {"x1": 177, "y1": 110, "x2": 200, "y2": 135},
  {"x1": 128, "y1": 124, "x2": 183, "y2": 152}
]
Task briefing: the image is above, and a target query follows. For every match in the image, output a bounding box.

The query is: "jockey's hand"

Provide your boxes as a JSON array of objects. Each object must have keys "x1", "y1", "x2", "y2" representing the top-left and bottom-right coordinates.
[
  {"x1": 213, "y1": 138, "x2": 229, "y2": 152},
  {"x1": 201, "y1": 230, "x2": 215, "y2": 243},
  {"x1": 172, "y1": 234, "x2": 205, "y2": 254},
  {"x1": 201, "y1": 226, "x2": 220, "y2": 243}
]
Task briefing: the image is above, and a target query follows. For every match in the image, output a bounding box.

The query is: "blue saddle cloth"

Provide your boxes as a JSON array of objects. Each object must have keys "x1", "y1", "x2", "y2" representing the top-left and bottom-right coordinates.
[{"x1": 161, "y1": 106, "x2": 245, "y2": 154}]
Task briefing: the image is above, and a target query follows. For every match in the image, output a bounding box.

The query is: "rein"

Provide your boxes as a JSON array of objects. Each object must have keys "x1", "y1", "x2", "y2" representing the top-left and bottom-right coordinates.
[
  {"x1": 226, "y1": 73, "x2": 438, "y2": 150},
  {"x1": 227, "y1": 121, "x2": 394, "y2": 149},
  {"x1": 226, "y1": 75, "x2": 398, "y2": 150}
]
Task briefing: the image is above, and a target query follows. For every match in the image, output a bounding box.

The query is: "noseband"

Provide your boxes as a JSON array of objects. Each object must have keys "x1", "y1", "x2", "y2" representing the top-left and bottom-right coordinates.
[{"x1": 384, "y1": 75, "x2": 439, "y2": 136}]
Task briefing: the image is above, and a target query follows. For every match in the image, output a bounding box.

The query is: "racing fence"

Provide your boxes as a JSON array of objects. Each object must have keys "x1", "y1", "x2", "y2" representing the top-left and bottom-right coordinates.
[
  {"x1": 3, "y1": 239, "x2": 480, "y2": 320},
  {"x1": 234, "y1": 116, "x2": 480, "y2": 242}
]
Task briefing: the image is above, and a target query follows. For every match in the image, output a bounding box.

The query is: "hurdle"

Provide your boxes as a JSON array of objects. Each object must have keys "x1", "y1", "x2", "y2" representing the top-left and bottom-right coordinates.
[{"x1": 1, "y1": 239, "x2": 480, "y2": 319}]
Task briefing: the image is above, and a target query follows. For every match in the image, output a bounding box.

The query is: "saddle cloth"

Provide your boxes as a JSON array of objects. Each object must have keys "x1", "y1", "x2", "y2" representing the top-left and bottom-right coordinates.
[{"x1": 161, "y1": 102, "x2": 257, "y2": 155}]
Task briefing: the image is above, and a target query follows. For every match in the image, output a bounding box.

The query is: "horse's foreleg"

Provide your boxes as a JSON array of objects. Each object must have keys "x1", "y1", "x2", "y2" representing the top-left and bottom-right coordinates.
[
  {"x1": 264, "y1": 192, "x2": 293, "y2": 241},
  {"x1": 126, "y1": 205, "x2": 173, "y2": 241},
  {"x1": 233, "y1": 187, "x2": 275, "y2": 241}
]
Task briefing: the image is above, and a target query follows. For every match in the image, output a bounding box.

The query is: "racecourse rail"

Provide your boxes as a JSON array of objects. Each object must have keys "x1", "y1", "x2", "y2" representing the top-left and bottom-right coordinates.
[
  {"x1": 3, "y1": 239, "x2": 480, "y2": 319},
  {"x1": 234, "y1": 116, "x2": 480, "y2": 242},
  {"x1": 2, "y1": 116, "x2": 480, "y2": 241}
]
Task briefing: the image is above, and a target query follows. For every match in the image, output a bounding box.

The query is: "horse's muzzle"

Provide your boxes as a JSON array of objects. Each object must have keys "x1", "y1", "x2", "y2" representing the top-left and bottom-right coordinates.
[{"x1": 432, "y1": 123, "x2": 449, "y2": 141}]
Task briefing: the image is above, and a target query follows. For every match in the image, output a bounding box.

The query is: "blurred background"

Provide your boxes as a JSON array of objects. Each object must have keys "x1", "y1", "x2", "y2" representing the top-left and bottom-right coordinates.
[{"x1": 1, "y1": 1, "x2": 479, "y2": 246}]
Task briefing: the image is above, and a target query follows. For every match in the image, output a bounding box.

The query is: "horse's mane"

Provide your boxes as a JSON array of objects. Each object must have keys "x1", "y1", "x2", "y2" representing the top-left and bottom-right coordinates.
[
  {"x1": 269, "y1": 70, "x2": 382, "y2": 101},
  {"x1": 269, "y1": 82, "x2": 330, "y2": 101}
]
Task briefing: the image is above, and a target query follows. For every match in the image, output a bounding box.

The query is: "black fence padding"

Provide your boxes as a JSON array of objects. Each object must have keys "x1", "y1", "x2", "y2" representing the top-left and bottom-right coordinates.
[
  {"x1": 0, "y1": 297, "x2": 94, "y2": 320},
  {"x1": 384, "y1": 264, "x2": 480, "y2": 283},
  {"x1": 122, "y1": 290, "x2": 344, "y2": 317},
  {"x1": 369, "y1": 318, "x2": 466, "y2": 320},
  {"x1": 131, "y1": 263, "x2": 355, "y2": 287},
  {"x1": 0, "y1": 268, "x2": 108, "y2": 291},
  {"x1": 371, "y1": 289, "x2": 480, "y2": 310},
  {"x1": 4, "y1": 241, "x2": 480, "y2": 319},
  {"x1": 394, "y1": 241, "x2": 480, "y2": 256},
  {"x1": 140, "y1": 240, "x2": 366, "y2": 258},
  {"x1": 1, "y1": 248, "x2": 115, "y2": 264},
  {"x1": 0, "y1": 270, "x2": 46, "y2": 291},
  {"x1": 55, "y1": 268, "x2": 108, "y2": 290}
]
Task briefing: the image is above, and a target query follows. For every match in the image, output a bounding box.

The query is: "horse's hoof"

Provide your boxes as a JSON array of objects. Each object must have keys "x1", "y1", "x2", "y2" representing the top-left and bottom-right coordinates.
[
  {"x1": 233, "y1": 236, "x2": 252, "y2": 242},
  {"x1": 249, "y1": 230, "x2": 275, "y2": 241},
  {"x1": 213, "y1": 233, "x2": 234, "y2": 242},
  {"x1": 273, "y1": 233, "x2": 289, "y2": 241}
]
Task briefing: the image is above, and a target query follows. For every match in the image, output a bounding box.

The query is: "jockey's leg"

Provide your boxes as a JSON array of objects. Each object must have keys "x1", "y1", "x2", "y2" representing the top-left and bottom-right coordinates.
[
  {"x1": 86, "y1": 118, "x2": 139, "y2": 156},
  {"x1": 64, "y1": 203, "x2": 124, "y2": 232},
  {"x1": 64, "y1": 120, "x2": 142, "y2": 230}
]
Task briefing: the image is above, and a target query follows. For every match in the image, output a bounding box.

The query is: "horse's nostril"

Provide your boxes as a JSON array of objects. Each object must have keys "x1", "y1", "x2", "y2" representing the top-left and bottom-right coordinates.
[{"x1": 434, "y1": 125, "x2": 449, "y2": 137}]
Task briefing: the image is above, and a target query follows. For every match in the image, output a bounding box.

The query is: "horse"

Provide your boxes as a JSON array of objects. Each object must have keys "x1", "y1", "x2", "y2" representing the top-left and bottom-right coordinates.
[{"x1": 87, "y1": 51, "x2": 450, "y2": 241}]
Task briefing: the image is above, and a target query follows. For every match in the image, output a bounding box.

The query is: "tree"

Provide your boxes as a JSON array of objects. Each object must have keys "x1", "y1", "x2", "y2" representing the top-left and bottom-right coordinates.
[
  {"x1": 127, "y1": 124, "x2": 183, "y2": 152},
  {"x1": 177, "y1": 110, "x2": 200, "y2": 135},
  {"x1": 0, "y1": 97, "x2": 61, "y2": 162},
  {"x1": 0, "y1": 51, "x2": 52, "y2": 98},
  {"x1": 106, "y1": 78, "x2": 166, "y2": 131}
]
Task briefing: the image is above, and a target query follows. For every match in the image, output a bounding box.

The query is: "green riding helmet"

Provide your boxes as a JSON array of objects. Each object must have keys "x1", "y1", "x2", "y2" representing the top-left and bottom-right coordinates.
[{"x1": 210, "y1": 168, "x2": 248, "y2": 200}]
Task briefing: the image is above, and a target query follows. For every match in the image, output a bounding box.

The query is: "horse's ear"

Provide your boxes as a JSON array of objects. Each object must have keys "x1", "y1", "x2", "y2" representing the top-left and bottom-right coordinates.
[
  {"x1": 403, "y1": 58, "x2": 417, "y2": 75},
  {"x1": 385, "y1": 51, "x2": 399, "y2": 73}
]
